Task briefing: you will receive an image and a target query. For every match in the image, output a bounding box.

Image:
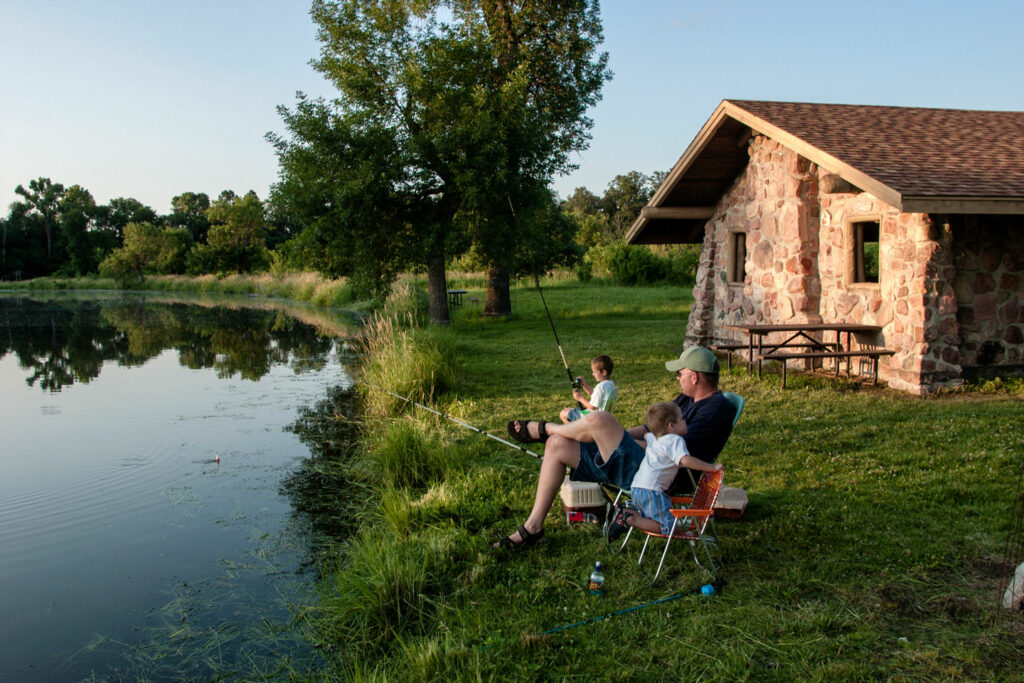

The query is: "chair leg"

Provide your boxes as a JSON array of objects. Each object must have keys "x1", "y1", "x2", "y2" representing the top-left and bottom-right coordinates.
[
  {"x1": 638, "y1": 534, "x2": 652, "y2": 568},
  {"x1": 653, "y1": 535, "x2": 674, "y2": 583}
]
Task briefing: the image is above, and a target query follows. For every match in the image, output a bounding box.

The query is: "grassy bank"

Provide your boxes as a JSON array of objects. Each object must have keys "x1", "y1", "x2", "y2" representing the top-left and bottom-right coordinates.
[
  {"x1": 302, "y1": 278, "x2": 1024, "y2": 680},
  {"x1": 11, "y1": 273, "x2": 1023, "y2": 677}
]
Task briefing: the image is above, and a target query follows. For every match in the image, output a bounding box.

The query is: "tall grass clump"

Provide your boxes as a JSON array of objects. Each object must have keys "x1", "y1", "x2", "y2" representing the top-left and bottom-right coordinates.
[
  {"x1": 314, "y1": 531, "x2": 457, "y2": 655},
  {"x1": 357, "y1": 418, "x2": 456, "y2": 489},
  {"x1": 379, "y1": 278, "x2": 429, "y2": 322},
  {"x1": 359, "y1": 314, "x2": 457, "y2": 418}
]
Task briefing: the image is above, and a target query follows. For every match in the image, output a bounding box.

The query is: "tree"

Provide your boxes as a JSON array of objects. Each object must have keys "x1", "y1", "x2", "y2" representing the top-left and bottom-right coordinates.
[
  {"x1": 99, "y1": 222, "x2": 192, "y2": 286},
  {"x1": 271, "y1": 0, "x2": 609, "y2": 320},
  {"x1": 166, "y1": 192, "x2": 211, "y2": 243},
  {"x1": 59, "y1": 185, "x2": 99, "y2": 275},
  {"x1": 601, "y1": 171, "x2": 659, "y2": 239},
  {"x1": 187, "y1": 191, "x2": 269, "y2": 274},
  {"x1": 95, "y1": 197, "x2": 159, "y2": 243},
  {"x1": 14, "y1": 177, "x2": 65, "y2": 261}
]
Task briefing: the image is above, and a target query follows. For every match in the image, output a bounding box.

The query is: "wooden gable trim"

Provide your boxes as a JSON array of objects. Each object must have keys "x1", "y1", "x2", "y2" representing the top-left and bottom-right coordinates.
[
  {"x1": 625, "y1": 103, "x2": 733, "y2": 244},
  {"x1": 901, "y1": 196, "x2": 1024, "y2": 215},
  {"x1": 721, "y1": 101, "x2": 905, "y2": 209}
]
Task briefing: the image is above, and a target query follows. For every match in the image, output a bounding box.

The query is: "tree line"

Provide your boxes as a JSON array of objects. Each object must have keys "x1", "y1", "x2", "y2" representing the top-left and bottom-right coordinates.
[{"x1": 0, "y1": 180, "x2": 289, "y2": 284}]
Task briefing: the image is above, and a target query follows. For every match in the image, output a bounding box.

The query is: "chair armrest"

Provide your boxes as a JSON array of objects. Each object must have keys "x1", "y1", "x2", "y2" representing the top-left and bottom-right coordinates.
[
  {"x1": 669, "y1": 508, "x2": 715, "y2": 519},
  {"x1": 669, "y1": 496, "x2": 694, "y2": 505}
]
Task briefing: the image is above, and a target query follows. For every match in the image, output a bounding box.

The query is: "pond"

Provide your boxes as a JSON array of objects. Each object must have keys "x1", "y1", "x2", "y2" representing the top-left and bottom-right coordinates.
[{"x1": 0, "y1": 293, "x2": 360, "y2": 681}]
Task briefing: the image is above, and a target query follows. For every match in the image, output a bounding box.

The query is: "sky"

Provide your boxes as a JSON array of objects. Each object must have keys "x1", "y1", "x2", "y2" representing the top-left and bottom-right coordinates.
[{"x1": 2, "y1": 0, "x2": 1023, "y2": 214}]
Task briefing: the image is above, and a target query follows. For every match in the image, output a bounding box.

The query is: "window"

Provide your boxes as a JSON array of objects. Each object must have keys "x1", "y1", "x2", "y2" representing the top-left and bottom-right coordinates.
[
  {"x1": 728, "y1": 232, "x2": 746, "y2": 284},
  {"x1": 850, "y1": 220, "x2": 879, "y2": 284}
]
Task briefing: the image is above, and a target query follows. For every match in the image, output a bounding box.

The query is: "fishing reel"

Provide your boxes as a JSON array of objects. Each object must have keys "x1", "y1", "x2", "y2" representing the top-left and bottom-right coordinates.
[{"x1": 572, "y1": 376, "x2": 584, "y2": 392}]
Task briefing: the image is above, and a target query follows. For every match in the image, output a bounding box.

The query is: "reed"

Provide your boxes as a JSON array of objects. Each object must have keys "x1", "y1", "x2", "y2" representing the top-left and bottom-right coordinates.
[{"x1": 358, "y1": 313, "x2": 457, "y2": 419}]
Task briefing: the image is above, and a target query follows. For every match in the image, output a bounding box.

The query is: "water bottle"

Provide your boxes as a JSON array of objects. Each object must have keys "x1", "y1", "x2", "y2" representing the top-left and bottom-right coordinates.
[{"x1": 588, "y1": 561, "x2": 605, "y2": 596}]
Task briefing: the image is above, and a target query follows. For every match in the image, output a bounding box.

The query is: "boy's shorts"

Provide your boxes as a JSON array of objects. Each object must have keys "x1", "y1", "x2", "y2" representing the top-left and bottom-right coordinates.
[
  {"x1": 631, "y1": 487, "x2": 676, "y2": 535},
  {"x1": 569, "y1": 430, "x2": 644, "y2": 490},
  {"x1": 564, "y1": 407, "x2": 588, "y2": 422}
]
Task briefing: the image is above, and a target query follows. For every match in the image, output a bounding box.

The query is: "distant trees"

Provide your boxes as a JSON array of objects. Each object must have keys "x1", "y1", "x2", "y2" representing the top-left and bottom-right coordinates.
[
  {"x1": 99, "y1": 222, "x2": 193, "y2": 285},
  {"x1": 2, "y1": 177, "x2": 272, "y2": 282},
  {"x1": 187, "y1": 191, "x2": 269, "y2": 274},
  {"x1": 1, "y1": 165, "x2": 694, "y2": 291}
]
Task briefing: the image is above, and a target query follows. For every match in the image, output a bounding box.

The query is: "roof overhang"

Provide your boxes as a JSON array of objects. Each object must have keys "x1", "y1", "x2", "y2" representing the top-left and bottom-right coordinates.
[{"x1": 627, "y1": 100, "x2": 1024, "y2": 245}]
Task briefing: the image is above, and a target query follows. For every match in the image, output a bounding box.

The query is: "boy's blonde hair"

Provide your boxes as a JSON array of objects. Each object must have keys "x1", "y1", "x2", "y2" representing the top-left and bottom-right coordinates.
[
  {"x1": 591, "y1": 354, "x2": 613, "y2": 375},
  {"x1": 646, "y1": 402, "x2": 682, "y2": 437}
]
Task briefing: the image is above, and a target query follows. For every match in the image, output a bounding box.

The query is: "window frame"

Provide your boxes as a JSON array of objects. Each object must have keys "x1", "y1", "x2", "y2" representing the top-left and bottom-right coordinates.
[
  {"x1": 727, "y1": 230, "x2": 747, "y2": 285},
  {"x1": 845, "y1": 216, "x2": 881, "y2": 288}
]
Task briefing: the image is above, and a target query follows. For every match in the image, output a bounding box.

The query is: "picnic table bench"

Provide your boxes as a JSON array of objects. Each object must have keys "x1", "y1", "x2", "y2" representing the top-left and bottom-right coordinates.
[
  {"x1": 721, "y1": 322, "x2": 891, "y2": 387},
  {"x1": 759, "y1": 348, "x2": 896, "y2": 387}
]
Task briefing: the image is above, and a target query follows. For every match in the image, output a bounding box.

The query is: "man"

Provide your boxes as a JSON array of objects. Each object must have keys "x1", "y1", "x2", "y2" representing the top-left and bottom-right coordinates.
[{"x1": 494, "y1": 346, "x2": 736, "y2": 549}]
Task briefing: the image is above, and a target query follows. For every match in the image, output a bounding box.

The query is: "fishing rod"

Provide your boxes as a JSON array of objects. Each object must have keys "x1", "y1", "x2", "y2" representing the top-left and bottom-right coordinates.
[
  {"x1": 361, "y1": 380, "x2": 542, "y2": 459},
  {"x1": 506, "y1": 195, "x2": 583, "y2": 407}
]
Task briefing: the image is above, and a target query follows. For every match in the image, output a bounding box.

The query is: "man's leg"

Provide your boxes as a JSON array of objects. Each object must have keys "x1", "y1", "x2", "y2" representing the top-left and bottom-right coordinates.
[
  {"x1": 511, "y1": 412, "x2": 628, "y2": 461},
  {"x1": 493, "y1": 434, "x2": 580, "y2": 547},
  {"x1": 545, "y1": 411, "x2": 630, "y2": 463}
]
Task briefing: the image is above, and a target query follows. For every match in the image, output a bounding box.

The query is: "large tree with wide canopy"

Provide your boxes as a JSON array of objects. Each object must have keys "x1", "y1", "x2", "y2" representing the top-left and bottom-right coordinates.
[{"x1": 270, "y1": 0, "x2": 610, "y2": 321}]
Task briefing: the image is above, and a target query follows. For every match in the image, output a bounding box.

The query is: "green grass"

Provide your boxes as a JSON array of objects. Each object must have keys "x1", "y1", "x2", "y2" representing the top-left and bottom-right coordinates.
[
  {"x1": 306, "y1": 276, "x2": 1024, "y2": 680},
  {"x1": 13, "y1": 272, "x2": 1024, "y2": 679}
]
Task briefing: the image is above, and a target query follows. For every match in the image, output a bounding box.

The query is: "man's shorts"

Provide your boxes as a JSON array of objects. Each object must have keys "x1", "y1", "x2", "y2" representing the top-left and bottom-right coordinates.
[
  {"x1": 569, "y1": 430, "x2": 645, "y2": 490},
  {"x1": 631, "y1": 487, "x2": 676, "y2": 535}
]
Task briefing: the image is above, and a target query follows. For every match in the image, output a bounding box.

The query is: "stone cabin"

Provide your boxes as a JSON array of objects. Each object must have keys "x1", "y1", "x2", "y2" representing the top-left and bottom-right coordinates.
[{"x1": 626, "y1": 100, "x2": 1024, "y2": 394}]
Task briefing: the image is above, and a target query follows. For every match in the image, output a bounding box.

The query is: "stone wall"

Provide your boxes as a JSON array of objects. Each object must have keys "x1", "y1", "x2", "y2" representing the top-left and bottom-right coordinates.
[
  {"x1": 687, "y1": 136, "x2": 822, "y2": 347},
  {"x1": 950, "y1": 215, "x2": 1024, "y2": 377},
  {"x1": 817, "y1": 191, "x2": 960, "y2": 392},
  {"x1": 685, "y1": 133, "x2": 1016, "y2": 393}
]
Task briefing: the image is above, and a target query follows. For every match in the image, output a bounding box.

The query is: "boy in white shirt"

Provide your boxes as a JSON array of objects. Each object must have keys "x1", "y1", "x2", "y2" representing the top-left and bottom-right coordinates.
[
  {"x1": 605, "y1": 401, "x2": 724, "y2": 542},
  {"x1": 559, "y1": 354, "x2": 619, "y2": 423}
]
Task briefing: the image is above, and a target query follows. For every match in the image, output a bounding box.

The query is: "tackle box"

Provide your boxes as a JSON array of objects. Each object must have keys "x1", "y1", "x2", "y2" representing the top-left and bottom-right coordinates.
[{"x1": 559, "y1": 477, "x2": 606, "y2": 524}]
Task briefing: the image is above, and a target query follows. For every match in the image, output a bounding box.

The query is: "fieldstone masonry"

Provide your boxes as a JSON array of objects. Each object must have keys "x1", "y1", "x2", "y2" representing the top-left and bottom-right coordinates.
[{"x1": 687, "y1": 135, "x2": 1024, "y2": 393}]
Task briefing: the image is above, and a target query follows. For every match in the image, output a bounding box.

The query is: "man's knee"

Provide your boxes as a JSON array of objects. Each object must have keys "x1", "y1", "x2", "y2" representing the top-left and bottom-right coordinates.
[
  {"x1": 545, "y1": 434, "x2": 578, "y2": 466},
  {"x1": 584, "y1": 410, "x2": 621, "y2": 433}
]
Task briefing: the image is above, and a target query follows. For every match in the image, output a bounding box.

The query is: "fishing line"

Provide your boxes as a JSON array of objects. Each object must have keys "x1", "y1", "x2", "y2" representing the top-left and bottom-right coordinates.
[
  {"x1": 506, "y1": 195, "x2": 582, "y2": 407},
  {"x1": 479, "y1": 580, "x2": 723, "y2": 650},
  {"x1": 360, "y1": 380, "x2": 542, "y2": 459}
]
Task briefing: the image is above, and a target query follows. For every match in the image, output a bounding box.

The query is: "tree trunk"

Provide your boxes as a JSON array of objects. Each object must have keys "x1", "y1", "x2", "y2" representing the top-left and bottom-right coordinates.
[
  {"x1": 427, "y1": 254, "x2": 450, "y2": 325},
  {"x1": 483, "y1": 261, "x2": 511, "y2": 316}
]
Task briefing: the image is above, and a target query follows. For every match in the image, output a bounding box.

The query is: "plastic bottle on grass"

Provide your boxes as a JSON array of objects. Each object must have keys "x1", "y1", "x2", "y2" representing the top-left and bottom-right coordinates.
[{"x1": 588, "y1": 562, "x2": 605, "y2": 596}]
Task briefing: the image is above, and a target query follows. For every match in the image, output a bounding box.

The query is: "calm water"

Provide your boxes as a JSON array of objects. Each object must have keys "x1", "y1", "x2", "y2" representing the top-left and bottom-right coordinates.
[{"x1": 0, "y1": 294, "x2": 357, "y2": 681}]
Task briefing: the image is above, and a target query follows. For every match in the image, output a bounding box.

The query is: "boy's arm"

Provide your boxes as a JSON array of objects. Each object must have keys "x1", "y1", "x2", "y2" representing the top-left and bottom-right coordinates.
[
  {"x1": 679, "y1": 455, "x2": 723, "y2": 473},
  {"x1": 573, "y1": 391, "x2": 596, "y2": 410}
]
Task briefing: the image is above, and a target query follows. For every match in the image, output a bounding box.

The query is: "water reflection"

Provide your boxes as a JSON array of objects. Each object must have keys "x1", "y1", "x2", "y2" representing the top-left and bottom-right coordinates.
[
  {"x1": 0, "y1": 296, "x2": 345, "y2": 390},
  {"x1": 0, "y1": 294, "x2": 360, "y2": 681}
]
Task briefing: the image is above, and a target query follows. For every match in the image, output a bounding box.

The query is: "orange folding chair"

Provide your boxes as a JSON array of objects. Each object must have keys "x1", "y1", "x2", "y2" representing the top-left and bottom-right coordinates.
[{"x1": 635, "y1": 469, "x2": 725, "y2": 582}]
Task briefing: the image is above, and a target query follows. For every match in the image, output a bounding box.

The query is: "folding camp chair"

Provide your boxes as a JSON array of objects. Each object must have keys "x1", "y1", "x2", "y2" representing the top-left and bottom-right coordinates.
[
  {"x1": 601, "y1": 391, "x2": 744, "y2": 549},
  {"x1": 635, "y1": 469, "x2": 724, "y2": 581}
]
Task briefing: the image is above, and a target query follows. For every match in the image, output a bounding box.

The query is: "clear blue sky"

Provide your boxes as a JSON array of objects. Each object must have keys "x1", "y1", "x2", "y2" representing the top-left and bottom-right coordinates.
[{"x1": 3, "y1": 0, "x2": 1023, "y2": 214}]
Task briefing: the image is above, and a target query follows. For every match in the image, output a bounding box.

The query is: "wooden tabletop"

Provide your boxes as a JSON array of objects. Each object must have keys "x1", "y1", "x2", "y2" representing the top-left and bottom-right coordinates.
[{"x1": 723, "y1": 323, "x2": 882, "y2": 334}]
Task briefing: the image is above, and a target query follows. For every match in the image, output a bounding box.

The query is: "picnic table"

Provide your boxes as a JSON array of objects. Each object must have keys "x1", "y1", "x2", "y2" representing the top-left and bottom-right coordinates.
[
  {"x1": 721, "y1": 323, "x2": 895, "y2": 387},
  {"x1": 447, "y1": 289, "x2": 468, "y2": 307}
]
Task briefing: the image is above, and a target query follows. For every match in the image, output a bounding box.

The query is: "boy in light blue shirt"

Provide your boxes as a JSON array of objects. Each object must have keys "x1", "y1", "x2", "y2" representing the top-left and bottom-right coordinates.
[{"x1": 560, "y1": 354, "x2": 619, "y2": 423}]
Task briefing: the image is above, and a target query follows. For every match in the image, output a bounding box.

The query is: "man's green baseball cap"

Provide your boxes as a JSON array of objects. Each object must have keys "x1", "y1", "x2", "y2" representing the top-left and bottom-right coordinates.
[{"x1": 665, "y1": 346, "x2": 720, "y2": 375}]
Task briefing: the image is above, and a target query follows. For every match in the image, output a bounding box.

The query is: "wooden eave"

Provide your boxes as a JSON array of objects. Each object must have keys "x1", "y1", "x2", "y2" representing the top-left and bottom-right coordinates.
[{"x1": 627, "y1": 100, "x2": 1024, "y2": 245}]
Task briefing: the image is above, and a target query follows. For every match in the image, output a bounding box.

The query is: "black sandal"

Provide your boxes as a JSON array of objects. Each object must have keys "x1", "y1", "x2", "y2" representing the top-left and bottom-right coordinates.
[
  {"x1": 493, "y1": 524, "x2": 545, "y2": 550},
  {"x1": 506, "y1": 419, "x2": 549, "y2": 444}
]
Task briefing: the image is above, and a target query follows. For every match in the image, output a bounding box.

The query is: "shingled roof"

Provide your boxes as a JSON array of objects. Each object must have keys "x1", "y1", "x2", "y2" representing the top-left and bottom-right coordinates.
[{"x1": 627, "y1": 100, "x2": 1024, "y2": 245}]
